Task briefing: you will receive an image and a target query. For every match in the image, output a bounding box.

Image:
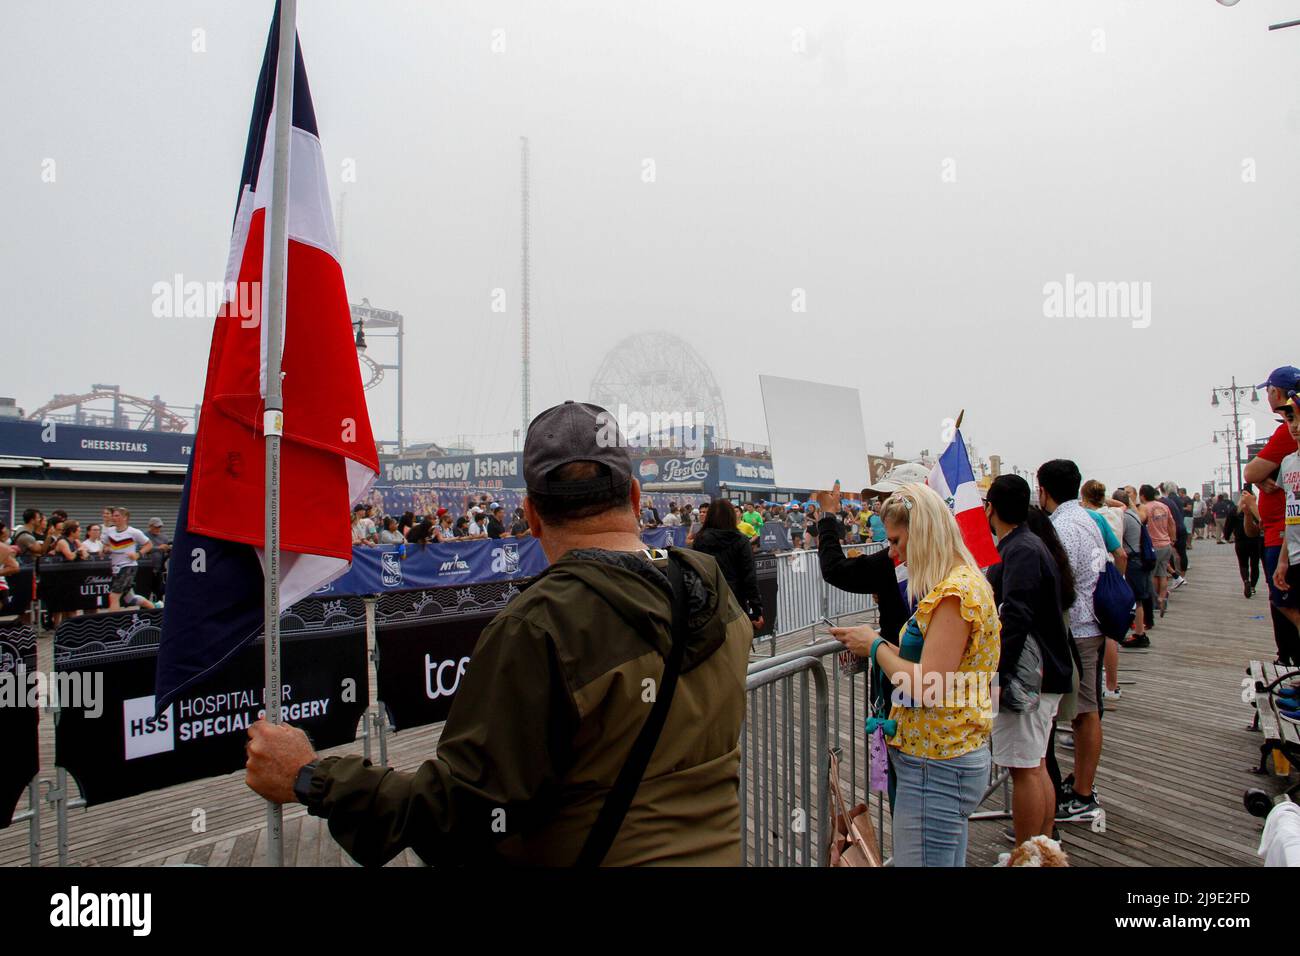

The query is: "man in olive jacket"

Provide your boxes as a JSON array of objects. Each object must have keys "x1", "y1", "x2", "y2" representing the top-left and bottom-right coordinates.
[{"x1": 245, "y1": 400, "x2": 751, "y2": 866}]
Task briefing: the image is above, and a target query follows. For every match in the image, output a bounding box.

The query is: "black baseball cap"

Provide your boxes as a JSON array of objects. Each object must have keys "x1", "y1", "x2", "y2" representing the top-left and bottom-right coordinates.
[{"x1": 523, "y1": 400, "x2": 632, "y2": 496}]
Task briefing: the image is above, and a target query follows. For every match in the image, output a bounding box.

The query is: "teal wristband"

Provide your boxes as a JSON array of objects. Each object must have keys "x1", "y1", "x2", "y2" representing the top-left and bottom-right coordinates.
[{"x1": 869, "y1": 637, "x2": 885, "y2": 664}]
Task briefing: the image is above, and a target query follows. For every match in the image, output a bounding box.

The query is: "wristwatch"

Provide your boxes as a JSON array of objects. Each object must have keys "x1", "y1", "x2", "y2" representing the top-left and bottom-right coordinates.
[{"x1": 293, "y1": 760, "x2": 321, "y2": 807}]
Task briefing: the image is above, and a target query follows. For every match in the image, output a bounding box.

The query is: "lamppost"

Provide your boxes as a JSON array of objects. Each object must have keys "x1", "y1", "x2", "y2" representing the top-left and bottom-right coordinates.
[
  {"x1": 1211, "y1": 425, "x2": 1243, "y2": 494},
  {"x1": 1216, "y1": 1, "x2": 1300, "y2": 34},
  {"x1": 350, "y1": 299, "x2": 405, "y2": 453},
  {"x1": 1210, "y1": 377, "x2": 1258, "y2": 494}
]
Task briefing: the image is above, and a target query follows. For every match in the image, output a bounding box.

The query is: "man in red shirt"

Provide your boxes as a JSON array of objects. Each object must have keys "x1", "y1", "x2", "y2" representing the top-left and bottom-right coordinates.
[{"x1": 1244, "y1": 365, "x2": 1300, "y2": 664}]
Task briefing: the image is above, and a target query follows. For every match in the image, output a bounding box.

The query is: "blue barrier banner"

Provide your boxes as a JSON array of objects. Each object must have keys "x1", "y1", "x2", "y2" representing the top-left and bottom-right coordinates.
[
  {"x1": 640, "y1": 527, "x2": 688, "y2": 549},
  {"x1": 318, "y1": 530, "x2": 693, "y2": 597},
  {"x1": 758, "y1": 522, "x2": 792, "y2": 552},
  {"x1": 319, "y1": 536, "x2": 548, "y2": 595}
]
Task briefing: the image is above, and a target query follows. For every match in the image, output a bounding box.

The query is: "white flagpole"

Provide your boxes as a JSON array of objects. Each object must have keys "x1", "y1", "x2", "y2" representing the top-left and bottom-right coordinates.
[{"x1": 262, "y1": 0, "x2": 297, "y2": 867}]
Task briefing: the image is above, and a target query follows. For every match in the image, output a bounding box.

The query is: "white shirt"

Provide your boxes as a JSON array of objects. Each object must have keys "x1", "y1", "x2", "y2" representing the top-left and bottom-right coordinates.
[
  {"x1": 1049, "y1": 500, "x2": 1104, "y2": 640},
  {"x1": 103, "y1": 526, "x2": 149, "y2": 571}
]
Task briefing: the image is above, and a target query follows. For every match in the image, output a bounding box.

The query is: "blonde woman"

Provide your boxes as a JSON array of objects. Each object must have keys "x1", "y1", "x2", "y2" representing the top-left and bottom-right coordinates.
[{"x1": 831, "y1": 483, "x2": 1000, "y2": 867}]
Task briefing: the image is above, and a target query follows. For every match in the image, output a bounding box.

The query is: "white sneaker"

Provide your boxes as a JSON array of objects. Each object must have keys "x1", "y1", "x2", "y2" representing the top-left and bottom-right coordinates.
[
  {"x1": 1102, "y1": 687, "x2": 1122, "y2": 700},
  {"x1": 1170, "y1": 576, "x2": 1186, "y2": 590}
]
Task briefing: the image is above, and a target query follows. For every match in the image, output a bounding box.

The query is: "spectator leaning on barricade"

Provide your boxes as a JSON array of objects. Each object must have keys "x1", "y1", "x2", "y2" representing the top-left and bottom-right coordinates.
[
  {"x1": 351, "y1": 506, "x2": 369, "y2": 546},
  {"x1": 42, "y1": 510, "x2": 68, "y2": 554},
  {"x1": 245, "y1": 399, "x2": 752, "y2": 866},
  {"x1": 1245, "y1": 366, "x2": 1300, "y2": 666},
  {"x1": 51, "y1": 520, "x2": 83, "y2": 563},
  {"x1": 378, "y1": 517, "x2": 404, "y2": 544},
  {"x1": 984, "y1": 474, "x2": 1073, "y2": 845},
  {"x1": 830, "y1": 483, "x2": 1000, "y2": 867},
  {"x1": 11, "y1": 509, "x2": 49, "y2": 560},
  {"x1": 81, "y1": 523, "x2": 104, "y2": 557},
  {"x1": 486, "y1": 505, "x2": 506, "y2": 540},
  {"x1": 1037, "y1": 460, "x2": 1105, "y2": 820},
  {"x1": 691, "y1": 499, "x2": 764, "y2": 633},
  {"x1": 48, "y1": 520, "x2": 86, "y2": 626}
]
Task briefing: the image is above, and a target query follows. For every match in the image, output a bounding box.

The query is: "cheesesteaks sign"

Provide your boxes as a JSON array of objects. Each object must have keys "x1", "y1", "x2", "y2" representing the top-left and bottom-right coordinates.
[
  {"x1": 54, "y1": 611, "x2": 368, "y2": 805},
  {"x1": 0, "y1": 623, "x2": 39, "y2": 827}
]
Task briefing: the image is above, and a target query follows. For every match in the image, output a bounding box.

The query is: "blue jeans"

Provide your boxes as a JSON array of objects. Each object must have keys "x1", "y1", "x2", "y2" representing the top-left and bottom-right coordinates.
[{"x1": 889, "y1": 745, "x2": 991, "y2": 867}]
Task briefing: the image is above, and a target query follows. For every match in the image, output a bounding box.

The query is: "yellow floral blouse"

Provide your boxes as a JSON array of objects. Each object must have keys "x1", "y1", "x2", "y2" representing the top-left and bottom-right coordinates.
[{"x1": 888, "y1": 564, "x2": 1000, "y2": 760}]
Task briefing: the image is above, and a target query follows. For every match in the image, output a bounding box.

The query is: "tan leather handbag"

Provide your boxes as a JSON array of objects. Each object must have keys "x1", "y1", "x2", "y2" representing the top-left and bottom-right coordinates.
[{"x1": 828, "y1": 750, "x2": 883, "y2": 867}]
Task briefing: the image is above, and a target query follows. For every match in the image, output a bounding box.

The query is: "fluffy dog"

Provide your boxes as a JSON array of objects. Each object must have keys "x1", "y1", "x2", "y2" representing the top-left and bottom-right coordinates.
[{"x1": 1005, "y1": 835, "x2": 1070, "y2": 867}]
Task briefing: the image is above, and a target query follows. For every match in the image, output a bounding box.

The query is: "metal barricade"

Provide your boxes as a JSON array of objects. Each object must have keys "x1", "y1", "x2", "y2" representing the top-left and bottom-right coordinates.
[
  {"x1": 741, "y1": 635, "x2": 889, "y2": 866},
  {"x1": 7, "y1": 780, "x2": 42, "y2": 868},
  {"x1": 740, "y1": 656, "x2": 829, "y2": 866},
  {"x1": 773, "y1": 550, "x2": 824, "y2": 638},
  {"x1": 760, "y1": 541, "x2": 884, "y2": 650}
]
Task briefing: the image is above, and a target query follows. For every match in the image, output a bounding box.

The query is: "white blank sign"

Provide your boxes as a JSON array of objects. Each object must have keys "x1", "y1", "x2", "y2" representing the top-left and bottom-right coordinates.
[{"x1": 758, "y1": 375, "x2": 871, "y2": 493}]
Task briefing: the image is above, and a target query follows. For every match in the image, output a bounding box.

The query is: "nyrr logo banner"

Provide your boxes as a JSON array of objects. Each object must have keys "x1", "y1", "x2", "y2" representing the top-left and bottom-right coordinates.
[{"x1": 326, "y1": 537, "x2": 548, "y2": 594}]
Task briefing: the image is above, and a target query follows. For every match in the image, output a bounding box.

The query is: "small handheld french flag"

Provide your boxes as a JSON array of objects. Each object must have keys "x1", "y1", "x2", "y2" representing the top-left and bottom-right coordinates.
[{"x1": 926, "y1": 428, "x2": 1001, "y2": 569}]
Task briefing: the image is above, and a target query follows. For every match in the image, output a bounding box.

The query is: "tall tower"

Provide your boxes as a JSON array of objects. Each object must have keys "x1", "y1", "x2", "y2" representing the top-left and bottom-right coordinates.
[{"x1": 520, "y1": 136, "x2": 532, "y2": 434}]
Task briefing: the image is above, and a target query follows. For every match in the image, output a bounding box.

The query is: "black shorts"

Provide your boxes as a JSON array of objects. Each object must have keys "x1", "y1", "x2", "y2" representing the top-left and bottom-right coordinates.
[
  {"x1": 110, "y1": 566, "x2": 137, "y2": 598},
  {"x1": 1285, "y1": 565, "x2": 1300, "y2": 610}
]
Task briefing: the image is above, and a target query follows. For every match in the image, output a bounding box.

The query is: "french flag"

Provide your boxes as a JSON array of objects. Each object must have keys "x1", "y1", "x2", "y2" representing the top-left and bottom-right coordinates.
[
  {"x1": 156, "y1": 5, "x2": 378, "y2": 709},
  {"x1": 927, "y1": 429, "x2": 1000, "y2": 569}
]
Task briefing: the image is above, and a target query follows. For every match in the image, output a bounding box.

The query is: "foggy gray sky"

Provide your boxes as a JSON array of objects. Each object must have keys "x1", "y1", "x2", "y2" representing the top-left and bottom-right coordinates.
[{"x1": 4, "y1": 0, "x2": 1300, "y2": 493}]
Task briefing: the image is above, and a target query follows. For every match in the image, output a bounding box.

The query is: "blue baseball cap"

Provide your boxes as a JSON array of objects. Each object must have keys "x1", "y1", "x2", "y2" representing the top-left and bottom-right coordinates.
[{"x1": 1257, "y1": 365, "x2": 1300, "y2": 394}]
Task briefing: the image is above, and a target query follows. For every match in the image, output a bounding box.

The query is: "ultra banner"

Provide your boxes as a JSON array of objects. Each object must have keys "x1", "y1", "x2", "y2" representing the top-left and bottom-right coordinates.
[
  {"x1": 54, "y1": 610, "x2": 368, "y2": 806},
  {"x1": 321, "y1": 537, "x2": 548, "y2": 596},
  {"x1": 0, "y1": 623, "x2": 38, "y2": 827},
  {"x1": 34, "y1": 560, "x2": 164, "y2": 613}
]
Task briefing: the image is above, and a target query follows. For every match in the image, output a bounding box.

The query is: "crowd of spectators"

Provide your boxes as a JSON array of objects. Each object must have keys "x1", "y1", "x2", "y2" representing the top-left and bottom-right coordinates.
[{"x1": 1, "y1": 505, "x2": 172, "y2": 617}]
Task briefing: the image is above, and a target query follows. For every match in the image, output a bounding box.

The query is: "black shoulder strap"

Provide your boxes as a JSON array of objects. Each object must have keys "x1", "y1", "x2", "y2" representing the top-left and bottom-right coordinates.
[{"x1": 576, "y1": 551, "x2": 690, "y2": 867}]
